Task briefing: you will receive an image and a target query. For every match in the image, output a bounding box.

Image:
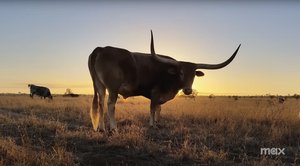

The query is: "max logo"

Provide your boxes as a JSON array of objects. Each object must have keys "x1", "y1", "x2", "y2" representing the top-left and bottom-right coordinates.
[{"x1": 260, "y1": 148, "x2": 285, "y2": 155}]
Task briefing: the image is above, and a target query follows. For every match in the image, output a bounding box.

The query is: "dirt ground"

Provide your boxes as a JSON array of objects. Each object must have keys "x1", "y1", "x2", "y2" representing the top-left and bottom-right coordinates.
[{"x1": 0, "y1": 95, "x2": 300, "y2": 165}]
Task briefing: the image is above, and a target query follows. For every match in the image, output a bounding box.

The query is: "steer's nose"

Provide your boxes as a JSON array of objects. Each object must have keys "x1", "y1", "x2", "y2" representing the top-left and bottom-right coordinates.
[{"x1": 183, "y1": 88, "x2": 192, "y2": 95}]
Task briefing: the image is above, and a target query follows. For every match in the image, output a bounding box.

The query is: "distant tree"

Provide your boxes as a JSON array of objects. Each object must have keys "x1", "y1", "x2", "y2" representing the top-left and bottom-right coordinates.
[
  {"x1": 191, "y1": 89, "x2": 198, "y2": 97},
  {"x1": 63, "y1": 88, "x2": 79, "y2": 97},
  {"x1": 65, "y1": 88, "x2": 73, "y2": 95},
  {"x1": 177, "y1": 89, "x2": 198, "y2": 100},
  {"x1": 293, "y1": 94, "x2": 300, "y2": 100},
  {"x1": 266, "y1": 94, "x2": 275, "y2": 99},
  {"x1": 178, "y1": 89, "x2": 198, "y2": 96},
  {"x1": 233, "y1": 96, "x2": 239, "y2": 101},
  {"x1": 177, "y1": 91, "x2": 184, "y2": 97}
]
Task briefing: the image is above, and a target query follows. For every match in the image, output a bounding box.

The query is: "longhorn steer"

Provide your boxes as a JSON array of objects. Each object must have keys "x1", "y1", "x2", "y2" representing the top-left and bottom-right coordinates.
[{"x1": 88, "y1": 31, "x2": 240, "y2": 131}]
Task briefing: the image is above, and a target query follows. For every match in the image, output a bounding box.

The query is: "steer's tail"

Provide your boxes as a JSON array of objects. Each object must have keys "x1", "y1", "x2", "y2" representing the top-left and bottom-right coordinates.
[{"x1": 88, "y1": 47, "x2": 101, "y2": 131}]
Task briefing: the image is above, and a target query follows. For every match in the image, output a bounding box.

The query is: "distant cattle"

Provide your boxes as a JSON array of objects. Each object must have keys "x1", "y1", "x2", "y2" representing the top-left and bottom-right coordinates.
[
  {"x1": 28, "y1": 84, "x2": 53, "y2": 99},
  {"x1": 278, "y1": 96, "x2": 285, "y2": 104}
]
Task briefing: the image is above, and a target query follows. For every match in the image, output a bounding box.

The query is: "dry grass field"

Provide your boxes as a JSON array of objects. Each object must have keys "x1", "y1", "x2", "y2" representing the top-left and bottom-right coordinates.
[{"x1": 0, "y1": 94, "x2": 300, "y2": 165}]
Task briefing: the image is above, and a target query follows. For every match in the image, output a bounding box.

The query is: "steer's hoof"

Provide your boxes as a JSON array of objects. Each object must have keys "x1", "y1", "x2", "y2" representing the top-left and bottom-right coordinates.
[
  {"x1": 149, "y1": 125, "x2": 158, "y2": 129},
  {"x1": 155, "y1": 123, "x2": 162, "y2": 129},
  {"x1": 99, "y1": 129, "x2": 106, "y2": 133},
  {"x1": 108, "y1": 128, "x2": 118, "y2": 136}
]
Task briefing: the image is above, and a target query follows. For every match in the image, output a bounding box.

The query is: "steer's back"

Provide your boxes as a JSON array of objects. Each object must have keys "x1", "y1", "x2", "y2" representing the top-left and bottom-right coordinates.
[{"x1": 89, "y1": 47, "x2": 138, "y2": 92}]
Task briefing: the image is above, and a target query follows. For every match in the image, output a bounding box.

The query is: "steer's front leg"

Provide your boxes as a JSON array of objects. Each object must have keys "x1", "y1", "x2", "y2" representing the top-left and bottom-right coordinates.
[
  {"x1": 155, "y1": 105, "x2": 161, "y2": 123},
  {"x1": 107, "y1": 92, "x2": 118, "y2": 131},
  {"x1": 150, "y1": 101, "x2": 160, "y2": 127}
]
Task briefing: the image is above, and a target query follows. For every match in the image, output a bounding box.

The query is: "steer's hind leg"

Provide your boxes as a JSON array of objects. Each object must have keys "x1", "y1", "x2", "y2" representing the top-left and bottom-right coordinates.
[
  {"x1": 97, "y1": 82, "x2": 106, "y2": 132},
  {"x1": 90, "y1": 94, "x2": 99, "y2": 131},
  {"x1": 107, "y1": 92, "x2": 118, "y2": 131},
  {"x1": 90, "y1": 81, "x2": 106, "y2": 132}
]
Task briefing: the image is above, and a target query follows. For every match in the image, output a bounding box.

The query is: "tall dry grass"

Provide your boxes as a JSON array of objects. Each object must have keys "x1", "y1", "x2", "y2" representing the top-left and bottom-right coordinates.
[{"x1": 0, "y1": 94, "x2": 300, "y2": 165}]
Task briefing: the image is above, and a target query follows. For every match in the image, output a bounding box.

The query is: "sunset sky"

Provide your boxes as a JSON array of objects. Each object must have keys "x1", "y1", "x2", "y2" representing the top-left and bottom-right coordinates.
[{"x1": 1, "y1": 1, "x2": 300, "y2": 95}]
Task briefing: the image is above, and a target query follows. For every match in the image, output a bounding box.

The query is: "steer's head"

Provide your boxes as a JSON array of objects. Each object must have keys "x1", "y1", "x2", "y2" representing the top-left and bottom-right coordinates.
[
  {"x1": 179, "y1": 62, "x2": 204, "y2": 95},
  {"x1": 150, "y1": 30, "x2": 240, "y2": 95}
]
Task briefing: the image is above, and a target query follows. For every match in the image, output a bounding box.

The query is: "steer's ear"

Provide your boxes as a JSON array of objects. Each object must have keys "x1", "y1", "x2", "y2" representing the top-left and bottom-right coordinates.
[{"x1": 195, "y1": 70, "x2": 204, "y2": 77}]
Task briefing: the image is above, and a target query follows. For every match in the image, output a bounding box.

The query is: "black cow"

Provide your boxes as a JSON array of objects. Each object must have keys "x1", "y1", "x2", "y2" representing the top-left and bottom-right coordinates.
[
  {"x1": 88, "y1": 31, "x2": 240, "y2": 131},
  {"x1": 28, "y1": 84, "x2": 53, "y2": 99}
]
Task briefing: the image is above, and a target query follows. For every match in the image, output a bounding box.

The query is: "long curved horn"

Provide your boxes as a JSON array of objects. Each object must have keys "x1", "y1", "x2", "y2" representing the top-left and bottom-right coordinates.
[
  {"x1": 150, "y1": 30, "x2": 156, "y2": 55},
  {"x1": 196, "y1": 44, "x2": 241, "y2": 69},
  {"x1": 150, "y1": 30, "x2": 178, "y2": 65}
]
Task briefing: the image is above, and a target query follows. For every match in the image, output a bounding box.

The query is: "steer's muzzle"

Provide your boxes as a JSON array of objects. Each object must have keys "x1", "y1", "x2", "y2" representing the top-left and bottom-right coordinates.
[{"x1": 183, "y1": 88, "x2": 192, "y2": 95}]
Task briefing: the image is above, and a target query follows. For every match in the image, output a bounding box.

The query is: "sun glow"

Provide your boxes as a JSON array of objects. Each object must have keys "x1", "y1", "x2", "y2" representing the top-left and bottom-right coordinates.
[{"x1": 1, "y1": 2, "x2": 300, "y2": 96}]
